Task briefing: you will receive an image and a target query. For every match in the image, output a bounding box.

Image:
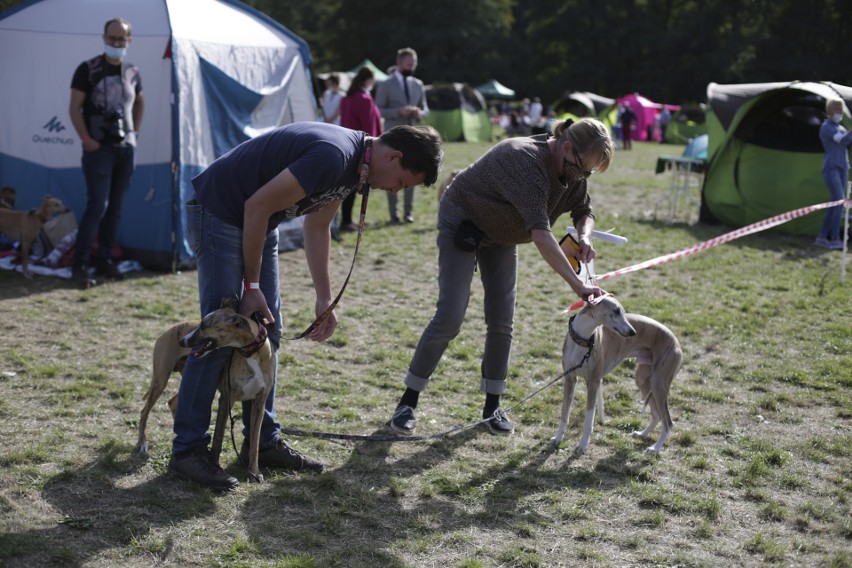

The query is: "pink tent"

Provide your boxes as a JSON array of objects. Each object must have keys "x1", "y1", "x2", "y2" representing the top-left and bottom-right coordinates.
[{"x1": 618, "y1": 93, "x2": 679, "y2": 142}]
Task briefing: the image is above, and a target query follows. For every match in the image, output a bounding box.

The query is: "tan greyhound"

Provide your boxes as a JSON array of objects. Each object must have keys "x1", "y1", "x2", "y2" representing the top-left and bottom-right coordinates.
[
  {"x1": 135, "y1": 298, "x2": 274, "y2": 482},
  {"x1": 551, "y1": 294, "x2": 682, "y2": 455}
]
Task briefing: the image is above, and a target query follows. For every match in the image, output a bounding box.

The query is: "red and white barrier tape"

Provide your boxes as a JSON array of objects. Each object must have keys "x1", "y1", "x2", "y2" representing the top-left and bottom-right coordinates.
[{"x1": 568, "y1": 198, "x2": 850, "y2": 311}]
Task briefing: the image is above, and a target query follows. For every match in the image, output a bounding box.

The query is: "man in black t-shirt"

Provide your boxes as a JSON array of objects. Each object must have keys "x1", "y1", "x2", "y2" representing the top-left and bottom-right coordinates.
[{"x1": 69, "y1": 17, "x2": 144, "y2": 287}]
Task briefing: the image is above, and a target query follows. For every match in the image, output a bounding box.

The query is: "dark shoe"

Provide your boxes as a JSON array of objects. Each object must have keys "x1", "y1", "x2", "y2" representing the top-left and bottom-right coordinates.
[
  {"x1": 169, "y1": 446, "x2": 239, "y2": 490},
  {"x1": 404, "y1": 215, "x2": 414, "y2": 224},
  {"x1": 389, "y1": 404, "x2": 416, "y2": 433},
  {"x1": 71, "y1": 266, "x2": 95, "y2": 289},
  {"x1": 389, "y1": 216, "x2": 401, "y2": 226},
  {"x1": 815, "y1": 237, "x2": 843, "y2": 250},
  {"x1": 95, "y1": 260, "x2": 125, "y2": 281},
  {"x1": 484, "y1": 407, "x2": 514, "y2": 435},
  {"x1": 341, "y1": 222, "x2": 357, "y2": 232},
  {"x1": 241, "y1": 438, "x2": 324, "y2": 473}
]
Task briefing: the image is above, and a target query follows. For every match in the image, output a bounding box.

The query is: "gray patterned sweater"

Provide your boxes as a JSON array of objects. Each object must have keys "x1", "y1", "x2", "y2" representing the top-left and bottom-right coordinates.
[{"x1": 442, "y1": 134, "x2": 593, "y2": 246}]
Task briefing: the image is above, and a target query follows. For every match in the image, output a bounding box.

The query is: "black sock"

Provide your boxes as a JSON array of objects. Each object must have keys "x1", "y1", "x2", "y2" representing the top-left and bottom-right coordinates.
[
  {"x1": 483, "y1": 394, "x2": 500, "y2": 418},
  {"x1": 399, "y1": 387, "x2": 420, "y2": 409}
]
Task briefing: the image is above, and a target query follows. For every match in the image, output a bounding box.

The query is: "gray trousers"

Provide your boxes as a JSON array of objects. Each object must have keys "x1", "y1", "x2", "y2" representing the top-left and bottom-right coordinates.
[
  {"x1": 387, "y1": 187, "x2": 415, "y2": 220},
  {"x1": 405, "y1": 209, "x2": 517, "y2": 395}
]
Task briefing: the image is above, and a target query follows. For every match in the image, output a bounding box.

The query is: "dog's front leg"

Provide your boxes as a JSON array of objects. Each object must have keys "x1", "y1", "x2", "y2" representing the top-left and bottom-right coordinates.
[
  {"x1": 550, "y1": 374, "x2": 578, "y2": 446},
  {"x1": 246, "y1": 393, "x2": 265, "y2": 483},
  {"x1": 19, "y1": 240, "x2": 32, "y2": 278},
  {"x1": 576, "y1": 378, "x2": 601, "y2": 454}
]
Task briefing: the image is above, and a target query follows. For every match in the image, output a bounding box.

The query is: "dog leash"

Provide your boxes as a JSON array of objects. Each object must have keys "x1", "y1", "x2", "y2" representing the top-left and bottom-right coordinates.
[
  {"x1": 278, "y1": 345, "x2": 595, "y2": 443},
  {"x1": 282, "y1": 138, "x2": 372, "y2": 341}
]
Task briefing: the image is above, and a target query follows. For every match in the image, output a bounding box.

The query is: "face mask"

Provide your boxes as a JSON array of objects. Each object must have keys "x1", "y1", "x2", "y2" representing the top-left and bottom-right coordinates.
[
  {"x1": 399, "y1": 69, "x2": 414, "y2": 78},
  {"x1": 832, "y1": 113, "x2": 843, "y2": 124},
  {"x1": 562, "y1": 158, "x2": 589, "y2": 184},
  {"x1": 104, "y1": 45, "x2": 127, "y2": 60}
]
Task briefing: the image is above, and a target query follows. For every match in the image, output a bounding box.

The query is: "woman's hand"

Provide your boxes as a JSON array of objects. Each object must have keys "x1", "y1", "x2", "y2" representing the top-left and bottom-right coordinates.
[
  {"x1": 576, "y1": 236, "x2": 596, "y2": 263},
  {"x1": 575, "y1": 282, "x2": 604, "y2": 300}
]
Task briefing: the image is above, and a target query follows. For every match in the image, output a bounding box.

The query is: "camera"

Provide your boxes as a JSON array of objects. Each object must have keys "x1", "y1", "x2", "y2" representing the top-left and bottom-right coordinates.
[{"x1": 89, "y1": 107, "x2": 126, "y2": 144}]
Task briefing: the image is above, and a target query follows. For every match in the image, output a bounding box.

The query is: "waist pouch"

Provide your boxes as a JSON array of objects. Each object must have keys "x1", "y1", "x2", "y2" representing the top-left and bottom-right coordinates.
[{"x1": 453, "y1": 219, "x2": 485, "y2": 252}]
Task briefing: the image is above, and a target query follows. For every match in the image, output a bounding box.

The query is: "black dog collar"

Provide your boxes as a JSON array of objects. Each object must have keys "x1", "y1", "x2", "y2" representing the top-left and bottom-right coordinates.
[{"x1": 568, "y1": 315, "x2": 595, "y2": 349}]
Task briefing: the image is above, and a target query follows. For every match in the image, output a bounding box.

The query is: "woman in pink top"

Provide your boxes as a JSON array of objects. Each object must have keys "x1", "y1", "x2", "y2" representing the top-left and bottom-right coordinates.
[{"x1": 339, "y1": 66, "x2": 383, "y2": 231}]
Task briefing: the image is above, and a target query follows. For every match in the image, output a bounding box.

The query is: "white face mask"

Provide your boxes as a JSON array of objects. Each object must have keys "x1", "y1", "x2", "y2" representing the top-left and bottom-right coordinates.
[{"x1": 831, "y1": 113, "x2": 843, "y2": 124}]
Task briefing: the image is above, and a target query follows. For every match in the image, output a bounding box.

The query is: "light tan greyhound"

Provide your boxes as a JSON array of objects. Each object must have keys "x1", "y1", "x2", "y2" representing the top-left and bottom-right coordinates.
[
  {"x1": 551, "y1": 294, "x2": 682, "y2": 455},
  {"x1": 135, "y1": 298, "x2": 274, "y2": 482},
  {"x1": 0, "y1": 194, "x2": 66, "y2": 278}
]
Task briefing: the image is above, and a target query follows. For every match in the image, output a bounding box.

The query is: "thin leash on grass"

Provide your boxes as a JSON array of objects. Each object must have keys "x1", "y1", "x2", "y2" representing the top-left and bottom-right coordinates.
[{"x1": 274, "y1": 345, "x2": 594, "y2": 443}]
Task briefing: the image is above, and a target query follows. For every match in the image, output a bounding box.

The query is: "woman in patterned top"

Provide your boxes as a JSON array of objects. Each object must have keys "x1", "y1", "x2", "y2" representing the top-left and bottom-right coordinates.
[{"x1": 389, "y1": 118, "x2": 615, "y2": 436}]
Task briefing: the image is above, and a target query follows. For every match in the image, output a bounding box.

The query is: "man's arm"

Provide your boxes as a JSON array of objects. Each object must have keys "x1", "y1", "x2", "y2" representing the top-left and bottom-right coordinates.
[
  {"x1": 373, "y1": 80, "x2": 398, "y2": 119},
  {"x1": 69, "y1": 88, "x2": 97, "y2": 151},
  {"x1": 302, "y1": 203, "x2": 341, "y2": 341},
  {"x1": 132, "y1": 91, "x2": 144, "y2": 133},
  {"x1": 241, "y1": 168, "x2": 307, "y2": 322}
]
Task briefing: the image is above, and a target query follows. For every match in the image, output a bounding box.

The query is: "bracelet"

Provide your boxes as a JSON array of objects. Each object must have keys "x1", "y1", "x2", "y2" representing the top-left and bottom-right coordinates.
[
  {"x1": 81, "y1": 134, "x2": 90, "y2": 143},
  {"x1": 244, "y1": 280, "x2": 260, "y2": 291}
]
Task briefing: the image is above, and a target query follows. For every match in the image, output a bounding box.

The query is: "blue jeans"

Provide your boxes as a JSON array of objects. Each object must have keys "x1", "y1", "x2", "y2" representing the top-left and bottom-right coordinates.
[
  {"x1": 405, "y1": 207, "x2": 517, "y2": 395},
  {"x1": 172, "y1": 201, "x2": 283, "y2": 455},
  {"x1": 818, "y1": 166, "x2": 848, "y2": 241},
  {"x1": 74, "y1": 145, "x2": 135, "y2": 266}
]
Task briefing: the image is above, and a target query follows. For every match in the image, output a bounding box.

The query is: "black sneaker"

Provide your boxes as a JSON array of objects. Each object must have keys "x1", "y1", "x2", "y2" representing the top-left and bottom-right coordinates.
[
  {"x1": 71, "y1": 265, "x2": 95, "y2": 289},
  {"x1": 241, "y1": 438, "x2": 324, "y2": 473},
  {"x1": 169, "y1": 446, "x2": 239, "y2": 490},
  {"x1": 389, "y1": 404, "x2": 416, "y2": 433},
  {"x1": 484, "y1": 407, "x2": 514, "y2": 435},
  {"x1": 95, "y1": 260, "x2": 125, "y2": 281}
]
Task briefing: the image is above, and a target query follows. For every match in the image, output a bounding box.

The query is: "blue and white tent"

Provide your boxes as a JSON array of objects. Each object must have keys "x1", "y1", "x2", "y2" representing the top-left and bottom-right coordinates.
[{"x1": 0, "y1": 0, "x2": 317, "y2": 270}]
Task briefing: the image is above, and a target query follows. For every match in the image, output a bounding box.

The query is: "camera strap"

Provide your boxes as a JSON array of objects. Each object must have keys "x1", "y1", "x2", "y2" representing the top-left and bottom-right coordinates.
[{"x1": 282, "y1": 137, "x2": 372, "y2": 341}]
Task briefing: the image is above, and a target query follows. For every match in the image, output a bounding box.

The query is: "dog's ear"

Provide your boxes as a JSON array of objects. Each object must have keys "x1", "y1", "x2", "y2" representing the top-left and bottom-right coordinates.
[{"x1": 221, "y1": 297, "x2": 237, "y2": 311}]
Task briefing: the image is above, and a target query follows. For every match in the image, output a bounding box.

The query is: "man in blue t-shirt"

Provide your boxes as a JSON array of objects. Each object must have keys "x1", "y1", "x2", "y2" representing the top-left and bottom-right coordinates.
[{"x1": 169, "y1": 122, "x2": 443, "y2": 490}]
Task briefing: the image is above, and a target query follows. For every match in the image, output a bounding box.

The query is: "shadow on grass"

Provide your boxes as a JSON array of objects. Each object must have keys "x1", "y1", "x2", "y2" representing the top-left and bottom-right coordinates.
[
  {"x1": 0, "y1": 443, "x2": 219, "y2": 567},
  {"x1": 236, "y1": 426, "x2": 649, "y2": 565},
  {"x1": 0, "y1": 268, "x2": 160, "y2": 301}
]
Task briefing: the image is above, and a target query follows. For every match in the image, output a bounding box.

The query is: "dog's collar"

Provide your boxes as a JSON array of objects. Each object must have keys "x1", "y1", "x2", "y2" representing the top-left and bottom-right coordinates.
[
  {"x1": 237, "y1": 322, "x2": 268, "y2": 357},
  {"x1": 568, "y1": 315, "x2": 595, "y2": 349}
]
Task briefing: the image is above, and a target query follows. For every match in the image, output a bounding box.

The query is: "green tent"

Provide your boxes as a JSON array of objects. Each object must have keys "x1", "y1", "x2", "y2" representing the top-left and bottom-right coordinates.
[
  {"x1": 664, "y1": 103, "x2": 707, "y2": 144},
  {"x1": 475, "y1": 79, "x2": 515, "y2": 100},
  {"x1": 552, "y1": 91, "x2": 615, "y2": 124},
  {"x1": 701, "y1": 81, "x2": 852, "y2": 235},
  {"x1": 347, "y1": 59, "x2": 388, "y2": 82},
  {"x1": 422, "y1": 83, "x2": 492, "y2": 143}
]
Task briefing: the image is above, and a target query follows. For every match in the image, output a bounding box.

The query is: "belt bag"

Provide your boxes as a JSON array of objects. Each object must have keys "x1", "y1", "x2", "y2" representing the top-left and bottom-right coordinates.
[{"x1": 453, "y1": 219, "x2": 485, "y2": 252}]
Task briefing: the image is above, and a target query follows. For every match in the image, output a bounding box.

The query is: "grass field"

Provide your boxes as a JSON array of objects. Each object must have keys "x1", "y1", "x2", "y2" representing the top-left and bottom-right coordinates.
[{"x1": 0, "y1": 139, "x2": 850, "y2": 567}]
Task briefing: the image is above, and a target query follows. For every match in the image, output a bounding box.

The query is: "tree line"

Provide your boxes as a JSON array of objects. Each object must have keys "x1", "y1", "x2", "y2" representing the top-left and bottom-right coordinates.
[{"x1": 4, "y1": 0, "x2": 850, "y2": 107}]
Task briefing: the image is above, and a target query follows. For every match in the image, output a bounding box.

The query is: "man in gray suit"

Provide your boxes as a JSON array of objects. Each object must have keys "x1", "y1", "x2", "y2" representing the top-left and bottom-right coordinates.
[{"x1": 374, "y1": 47, "x2": 429, "y2": 224}]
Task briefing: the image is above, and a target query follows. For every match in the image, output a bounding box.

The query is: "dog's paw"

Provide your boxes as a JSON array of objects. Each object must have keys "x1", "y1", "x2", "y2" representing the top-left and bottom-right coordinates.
[
  {"x1": 549, "y1": 435, "x2": 563, "y2": 447},
  {"x1": 134, "y1": 443, "x2": 149, "y2": 456},
  {"x1": 573, "y1": 444, "x2": 588, "y2": 455},
  {"x1": 644, "y1": 446, "x2": 662, "y2": 456},
  {"x1": 631, "y1": 430, "x2": 649, "y2": 440},
  {"x1": 247, "y1": 472, "x2": 264, "y2": 484}
]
